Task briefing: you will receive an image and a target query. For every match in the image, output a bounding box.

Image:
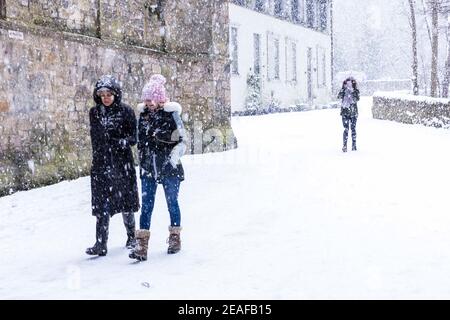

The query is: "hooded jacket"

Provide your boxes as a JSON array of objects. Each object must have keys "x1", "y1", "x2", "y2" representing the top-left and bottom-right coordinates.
[
  {"x1": 338, "y1": 87, "x2": 360, "y2": 118},
  {"x1": 137, "y1": 102, "x2": 186, "y2": 183},
  {"x1": 89, "y1": 75, "x2": 140, "y2": 216}
]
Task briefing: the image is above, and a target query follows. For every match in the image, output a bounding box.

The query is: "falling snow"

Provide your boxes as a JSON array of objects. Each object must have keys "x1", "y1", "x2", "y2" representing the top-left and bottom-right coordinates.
[{"x1": 2, "y1": 0, "x2": 450, "y2": 299}]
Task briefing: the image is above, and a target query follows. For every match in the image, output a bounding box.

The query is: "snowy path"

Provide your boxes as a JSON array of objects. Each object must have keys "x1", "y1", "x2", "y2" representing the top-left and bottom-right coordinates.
[{"x1": 2, "y1": 97, "x2": 450, "y2": 299}]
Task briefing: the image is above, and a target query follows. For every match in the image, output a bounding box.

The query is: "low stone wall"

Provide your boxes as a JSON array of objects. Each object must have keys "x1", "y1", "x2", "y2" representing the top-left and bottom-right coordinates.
[{"x1": 372, "y1": 92, "x2": 450, "y2": 128}]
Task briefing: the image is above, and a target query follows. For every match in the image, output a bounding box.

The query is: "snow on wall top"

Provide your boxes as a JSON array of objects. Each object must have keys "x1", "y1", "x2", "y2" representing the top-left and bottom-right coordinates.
[{"x1": 373, "y1": 91, "x2": 450, "y2": 104}]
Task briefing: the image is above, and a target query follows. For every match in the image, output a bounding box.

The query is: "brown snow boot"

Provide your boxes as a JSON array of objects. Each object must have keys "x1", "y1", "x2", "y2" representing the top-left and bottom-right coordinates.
[
  {"x1": 129, "y1": 229, "x2": 150, "y2": 261},
  {"x1": 167, "y1": 226, "x2": 182, "y2": 254}
]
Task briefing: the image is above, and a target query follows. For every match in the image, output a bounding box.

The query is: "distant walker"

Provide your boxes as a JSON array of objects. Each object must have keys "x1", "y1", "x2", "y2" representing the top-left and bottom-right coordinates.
[{"x1": 338, "y1": 77, "x2": 360, "y2": 152}]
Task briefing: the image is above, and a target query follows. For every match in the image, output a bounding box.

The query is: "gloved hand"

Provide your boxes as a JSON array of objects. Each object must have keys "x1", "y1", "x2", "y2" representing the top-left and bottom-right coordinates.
[
  {"x1": 168, "y1": 156, "x2": 178, "y2": 168},
  {"x1": 119, "y1": 138, "x2": 128, "y2": 148},
  {"x1": 109, "y1": 137, "x2": 128, "y2": 150},
  {"x1": 162, "y1": 157, "x2": 177, "y2": 169}
]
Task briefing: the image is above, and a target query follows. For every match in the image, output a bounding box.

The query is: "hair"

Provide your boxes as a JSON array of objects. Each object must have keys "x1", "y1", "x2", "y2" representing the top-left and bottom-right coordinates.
[{"x1": 341, "y1": 77, "x2": 358, "y2": 90}]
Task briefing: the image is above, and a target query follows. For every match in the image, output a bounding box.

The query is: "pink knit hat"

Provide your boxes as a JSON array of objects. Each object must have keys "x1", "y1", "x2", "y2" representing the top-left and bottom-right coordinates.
[{"x1": 141, "y1": 74, "x2": 167, "y2": 103}]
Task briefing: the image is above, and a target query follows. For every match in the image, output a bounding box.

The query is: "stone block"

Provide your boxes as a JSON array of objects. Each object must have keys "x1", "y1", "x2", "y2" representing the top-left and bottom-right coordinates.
[{"x1": 0, "y1": 100, "x2": 9, "y2": 112}]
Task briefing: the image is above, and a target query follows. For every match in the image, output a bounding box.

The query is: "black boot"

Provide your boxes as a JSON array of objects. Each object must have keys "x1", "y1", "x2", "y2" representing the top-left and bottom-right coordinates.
[
  {"x1": 122, "y1": 212, "x2": 136, "y2": 249},
  {"x1": 343, "y1": 130, "x2": 348, "y2": 153},
  {"x1": 86, "y1": 214, "x2": 109, "y2": 256},
  {"x1": 352, "y1": 139, "x2": 357, "y2": 151}
]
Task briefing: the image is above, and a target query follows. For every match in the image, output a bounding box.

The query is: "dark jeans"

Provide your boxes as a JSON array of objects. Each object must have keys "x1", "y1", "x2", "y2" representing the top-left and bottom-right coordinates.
[
  {"x1": 342, "y1": 115, "x2": 357, "y2": 146},
  {"x1": 140, "y1": 176, "x2": 181, "y2": 230}
]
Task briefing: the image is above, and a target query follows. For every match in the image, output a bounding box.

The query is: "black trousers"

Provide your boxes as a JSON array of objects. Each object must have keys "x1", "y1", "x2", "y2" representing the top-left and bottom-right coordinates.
[
  {"x1": 342, "y1": 116, "x2": 357, "y2": 146},
  {"x1": 95, "y1": 212, "x2": 135, "y2": 246}
]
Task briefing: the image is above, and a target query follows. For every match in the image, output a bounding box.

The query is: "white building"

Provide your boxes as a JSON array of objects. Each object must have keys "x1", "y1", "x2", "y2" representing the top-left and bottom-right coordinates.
[{"x1": 229, "y1": 0, "x2": 332, "y2": 112}]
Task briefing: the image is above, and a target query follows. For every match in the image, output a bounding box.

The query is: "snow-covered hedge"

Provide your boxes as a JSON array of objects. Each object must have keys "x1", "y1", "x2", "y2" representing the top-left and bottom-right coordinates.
[
  {"x1": 232, "y1": 101, "x2": 340, "y2": 117},
  {"x1": 372, "y1": 92, "x2": 450, "y2": 129}
]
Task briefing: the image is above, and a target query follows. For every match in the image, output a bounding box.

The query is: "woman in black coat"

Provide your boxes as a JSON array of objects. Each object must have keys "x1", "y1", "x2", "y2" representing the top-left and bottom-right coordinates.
[
  {"x1": 338, "y1": 77, "x2": 360, "y2": 152},
  {"x1": 86, "y1": 75, "x2": 140, "y2": 256}
]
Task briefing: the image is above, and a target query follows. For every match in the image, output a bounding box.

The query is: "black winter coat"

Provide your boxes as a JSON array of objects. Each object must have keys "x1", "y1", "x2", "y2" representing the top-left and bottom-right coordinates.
[
  {"x1": 89, "y1": 78, "x2": 140, "y2": 217},
  {"x1": 338, "y1": 88, "x2": 360, "y2": 118},
  {"x1": 138, "y1": 103, "x2": 185, "y2": 183}
]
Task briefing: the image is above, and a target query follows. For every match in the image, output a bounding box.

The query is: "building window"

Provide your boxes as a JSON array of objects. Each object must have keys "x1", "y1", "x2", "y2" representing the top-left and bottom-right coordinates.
[
  {"x1": 274, "y1": 0, "x2": 283, "y2": 17},
  {"x1": 267, "y1": 33, "x2": 280, "y2": 81},
  {"x1": 274, "y1": 38, "x2": 280, "y2": 79},
  {"x1": 231, "y1": 27, "x2": 239, "y2": 75},
  {"x1": 306, "y1": 0, "x2": 315, "y2": 28},
  {"x1": 298, "y1": 0, "x2": 305, "y2": 24},
  {"x1": 286, "y1": 39, "x2": 297, "y2": 83},
  {"x1": 254, "y1": 33, "x2": 261, "y2": 75},
  {"x1": 322, "y1": 50, "x2": 326, "y2": 86},
  {"x1": 232, "y1": 0, "x2": 246, "y2": 6},
  {"x1": 291, "y1": 0, "x2": 299, "y2": 23},
  {"x1": 292, "y1": 42, "x2": 297, "y2": 82},
  {"x1": 317, "y1": 46, "x2": 326, "y2": 87},
  {"x1": 255, "y1": 0, "x2": 265, "y2": 12},
  {"x1": 0, "y1": 0, "x2": 5, "y2": 19},
  {"x1": 318, "y1": 0, "x2": 328, "y2": 31}
]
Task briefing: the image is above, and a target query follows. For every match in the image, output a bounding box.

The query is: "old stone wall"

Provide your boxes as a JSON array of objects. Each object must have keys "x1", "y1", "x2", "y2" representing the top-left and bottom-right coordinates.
[
  {"x1": 6, "y1": 0, "x2": 99, "y2": 36},
  {"x1": 0, "y1": 0, "x2": 236, "y2": 196},
  {"x1": 372, "y1": 93, "x2": 450, "y2": 128}
]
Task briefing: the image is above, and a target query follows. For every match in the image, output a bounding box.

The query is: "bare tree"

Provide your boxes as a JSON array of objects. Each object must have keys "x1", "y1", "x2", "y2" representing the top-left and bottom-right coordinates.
[
  {"x1": 430, "y1": 0, "x2": 440, "y2": 96},
  {"x1": 0, "y1": 0, "x2": 5, "y2": 19},
  {"x1": 420, "y1": 0, "x2": 433, "y2": 43},
  {"x1": 442, "y1": 23, "x2": 450, "y2": 96},
  {"x1": 420, "y1": 0, "x2": 443, "y2": 96},
  {"x1": 408, "y1": 0, "x2": 420, "y2": 95},
  {"x1": 441, "y1": 1, "x2": 450, "y2": 97},
  {"x1": 420, "y1": 53, "x2": 429, "y2": 94},
  {"x1": 330, "y1": 0, "x2": 335, "y2": 94}
]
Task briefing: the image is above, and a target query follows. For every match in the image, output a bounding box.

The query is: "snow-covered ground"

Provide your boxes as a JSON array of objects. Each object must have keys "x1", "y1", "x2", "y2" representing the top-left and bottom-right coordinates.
[{"x1": 2, "y1": 96, "x2": 450, "y2": 299}]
